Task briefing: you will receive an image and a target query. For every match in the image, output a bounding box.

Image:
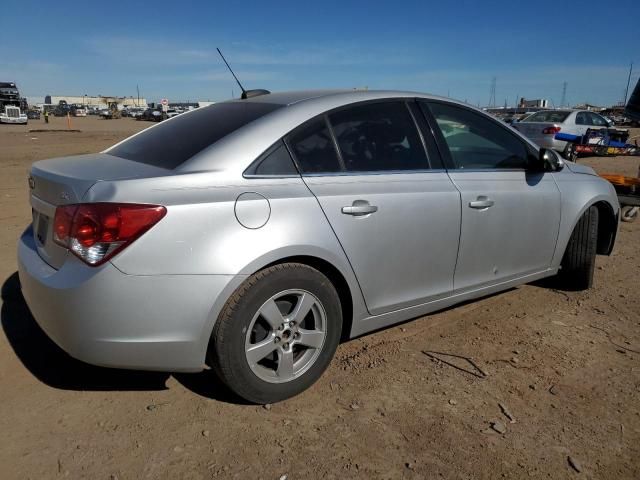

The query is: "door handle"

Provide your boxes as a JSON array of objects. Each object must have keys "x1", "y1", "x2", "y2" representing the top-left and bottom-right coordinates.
[
  {"x1": 341, "y1": 201, "x2": 378, "y2": 216},
  {"x1": 469, "y1": 197, "x2": 494, "y2": 209}
]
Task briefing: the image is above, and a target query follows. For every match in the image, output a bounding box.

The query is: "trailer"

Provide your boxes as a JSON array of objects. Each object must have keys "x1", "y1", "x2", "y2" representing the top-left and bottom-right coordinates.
[{"x1": 555, "y1": 128, "x2": 639, "y2": 161}]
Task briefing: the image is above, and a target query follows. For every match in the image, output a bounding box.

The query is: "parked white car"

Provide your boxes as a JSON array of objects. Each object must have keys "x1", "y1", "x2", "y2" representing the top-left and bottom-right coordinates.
[{"x1": 513, "y1": 110, "x2": 611, "y2": 158}]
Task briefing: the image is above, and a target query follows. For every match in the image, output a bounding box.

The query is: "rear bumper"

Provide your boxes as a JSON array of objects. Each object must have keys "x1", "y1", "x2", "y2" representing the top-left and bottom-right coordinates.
[{"x1": 17, "y1": 227, "x2": 240, "y2": 372}]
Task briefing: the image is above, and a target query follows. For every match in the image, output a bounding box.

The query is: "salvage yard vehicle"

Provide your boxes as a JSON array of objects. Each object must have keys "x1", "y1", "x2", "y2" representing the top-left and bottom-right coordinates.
[
  {"x1": 0, "y1": 104, "x2": 28, "y2": 124},
  {"x1": 513, "y1": 110, "x2": 613, "y2": 159},
  {"x1": 137, "y1": 107, "x2": 163, "y2": 121},
  {"x1": 18, "y1": 90, "x2": 619, "y2": 403},
  {"x1": 71, "y1": 104, "x2": 87, "y2": 117},
  {"x1": 0, "y1": 81, "x2": 28, "y2": 124}
]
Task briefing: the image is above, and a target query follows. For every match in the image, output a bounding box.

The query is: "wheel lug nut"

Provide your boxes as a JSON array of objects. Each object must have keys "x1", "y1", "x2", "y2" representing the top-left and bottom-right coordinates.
[
  {"x1": 289, "y1": 321, "x2": 296, "y2": 327},
  {"x1": 283, "y1": 343, "x2": 289, "y2": 349},
  {"x1": 274, "y1": 336, "x2": 281, "y2": 343},
  {"x1": 294, "y1": 332, "x2": 300, "y2": 339}
]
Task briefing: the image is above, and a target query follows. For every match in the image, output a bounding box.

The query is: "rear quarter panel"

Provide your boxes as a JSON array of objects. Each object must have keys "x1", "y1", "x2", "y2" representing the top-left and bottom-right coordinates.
[{"x1": 85, "y1": 172, "x2": 369, "y2": 331}]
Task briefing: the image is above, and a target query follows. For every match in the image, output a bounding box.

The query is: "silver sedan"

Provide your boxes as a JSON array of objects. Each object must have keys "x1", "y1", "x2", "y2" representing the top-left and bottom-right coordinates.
[
  {"x1": 18, "y1": 90, "x2": 619, "y2": 403},
  {"x1": 514, "y1": 109, "x2": 611, "y2": 157}
]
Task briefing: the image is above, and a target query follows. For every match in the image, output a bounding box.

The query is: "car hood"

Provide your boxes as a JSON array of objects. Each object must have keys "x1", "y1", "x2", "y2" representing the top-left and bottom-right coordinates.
[{"x1": 563, "y1": 161, "x2": 597, "y2": 176}]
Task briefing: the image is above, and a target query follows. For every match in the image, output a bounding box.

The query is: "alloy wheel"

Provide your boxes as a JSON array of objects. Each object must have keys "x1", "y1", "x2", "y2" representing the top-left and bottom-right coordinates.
[{"x1": 244, "y1": 289, "x2": 327, "y2": 383}]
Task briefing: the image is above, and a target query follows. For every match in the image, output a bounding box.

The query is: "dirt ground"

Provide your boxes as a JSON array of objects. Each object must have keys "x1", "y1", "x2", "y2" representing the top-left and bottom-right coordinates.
[{"x1": 0, "y1": 116, "x2": 639, "y2": 479}]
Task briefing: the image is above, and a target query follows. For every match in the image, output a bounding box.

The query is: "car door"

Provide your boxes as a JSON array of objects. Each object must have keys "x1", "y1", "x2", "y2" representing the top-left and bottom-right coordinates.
[
  {"x1": 286, "y1": 100, "x2": 461, "y2": 316},
  {"x1": 574, "y1": 111, "x2": 592, "y2": 135},
  {"x1": 420, "y1": 100, "x2": 561, "y2": 292},
  {"x1": 588, "y1": 112, "x2": 609, "y2": 129}
]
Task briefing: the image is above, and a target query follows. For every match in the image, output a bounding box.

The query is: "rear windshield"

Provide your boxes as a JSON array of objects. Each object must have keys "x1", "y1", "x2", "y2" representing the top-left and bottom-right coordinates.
[
  {"x1": 108, "y1": 101, "x2": 282, "y2": 169},
  {"x1": 523, "y1": 111, "x2": 571, "y2": 123}
]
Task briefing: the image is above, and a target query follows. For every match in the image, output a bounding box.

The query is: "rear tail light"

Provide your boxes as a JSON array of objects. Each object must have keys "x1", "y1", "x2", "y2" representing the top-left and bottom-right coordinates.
[
  {"x1": 542, "y1": 126, "x2": 561, "y2": 134},
  {"x1": 53, "y1": 203, "x2": 166, "y2": 266}
]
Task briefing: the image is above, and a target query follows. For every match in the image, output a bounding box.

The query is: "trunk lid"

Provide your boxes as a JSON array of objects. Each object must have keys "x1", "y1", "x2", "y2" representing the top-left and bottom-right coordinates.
[{"x1": 29, "y1": 153, "x2": 170, "y2": 269}]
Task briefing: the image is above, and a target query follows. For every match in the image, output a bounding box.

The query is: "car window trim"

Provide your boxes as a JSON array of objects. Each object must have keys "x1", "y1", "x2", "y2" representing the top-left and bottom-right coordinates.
[
  {"x1": 299, "y1": 168, "x2": 448, "y2": 177},
  {"x1": 403, "y1": 100, "x2": 434, "y2": 169},
  {"x1": 285, "y1": 97, "x2": 439, "y2": 177},
  {"x1": 408, "y1": 100, "x2": 445, "y2": 169},
  {"x1": 419, "y1": 99, "x2": 537, "y2": 172},
  {"x1": 324, "y1": 113, "x2": 347, "y2": 171}
]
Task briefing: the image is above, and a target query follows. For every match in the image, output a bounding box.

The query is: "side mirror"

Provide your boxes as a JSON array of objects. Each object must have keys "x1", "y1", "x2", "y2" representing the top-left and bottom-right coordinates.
[{"x1": 539, "y1": 148, "x2": 564, "y2": 172}]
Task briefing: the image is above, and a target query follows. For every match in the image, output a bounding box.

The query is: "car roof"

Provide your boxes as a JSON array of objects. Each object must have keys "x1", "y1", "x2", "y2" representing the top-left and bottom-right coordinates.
[
  {"x1": 237, "y1": 88, "x2": 447, "y2": 106},
  {"x1": 180, "y1": 88, "x2": 539, "y2": 174}
]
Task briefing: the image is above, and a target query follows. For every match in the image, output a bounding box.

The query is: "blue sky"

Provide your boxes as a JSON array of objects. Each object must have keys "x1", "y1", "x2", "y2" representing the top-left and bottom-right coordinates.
[{"x1": 3, "y1": 0, "x2": 639, "y2": 107}]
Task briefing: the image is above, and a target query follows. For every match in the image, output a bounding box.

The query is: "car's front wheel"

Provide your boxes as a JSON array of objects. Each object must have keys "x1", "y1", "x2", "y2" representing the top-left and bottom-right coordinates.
[
  {"x1": 557, "y1": 206, "x2": 599, "y2": 290},
  {"x1": 562, "y1": 142, "x2": 577, "y2": 162},
  {"x1": 210, "y1": 263, "x2": 342, "y2": 404}
]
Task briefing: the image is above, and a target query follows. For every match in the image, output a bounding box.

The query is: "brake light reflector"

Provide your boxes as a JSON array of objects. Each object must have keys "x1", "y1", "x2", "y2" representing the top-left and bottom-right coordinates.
[
  {"x1": 542, "y1": 126, "x2": 561, "y2": 134},
  {"x1": 53, "y1": 203, "x2": 166, "y2": 266}
]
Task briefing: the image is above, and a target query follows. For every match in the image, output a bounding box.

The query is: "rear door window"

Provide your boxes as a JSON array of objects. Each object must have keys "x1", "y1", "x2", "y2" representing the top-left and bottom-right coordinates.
[
  {"x1": 328, "y1": 102, "x2": 429, "y2": 172},
  {"x1": 108, "y1": 101, "x2": 282, "y2": 169},
  {"x1": 576, "y1": 112, "x2": 590, "y2": 125},
  {"x1": 287, "y1": 117, "x2": 342, "y2": 174}
]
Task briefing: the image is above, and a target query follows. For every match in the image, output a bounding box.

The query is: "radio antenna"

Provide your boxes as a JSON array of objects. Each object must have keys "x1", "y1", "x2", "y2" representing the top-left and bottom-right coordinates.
[{"x1": 216, "y1": 48, "x2": 247, "y2": 99}]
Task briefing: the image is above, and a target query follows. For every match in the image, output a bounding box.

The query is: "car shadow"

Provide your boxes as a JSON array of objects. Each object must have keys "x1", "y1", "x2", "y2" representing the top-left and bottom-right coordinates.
[{"x1": 1, "y1": 272, "x2": 246, "y2": 404}]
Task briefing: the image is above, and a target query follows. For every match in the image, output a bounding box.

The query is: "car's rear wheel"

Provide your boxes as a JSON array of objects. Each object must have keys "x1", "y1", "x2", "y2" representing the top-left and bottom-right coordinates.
[
  {"x1": 557, "y1": 206, "x2": 599, "y2": 290},
  {"x1": 210, "y1": 263, "x2": 342, "y2": 404}
]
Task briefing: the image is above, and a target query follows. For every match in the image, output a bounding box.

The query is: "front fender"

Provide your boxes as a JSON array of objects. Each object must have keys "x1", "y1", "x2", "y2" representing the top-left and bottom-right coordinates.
[{"x1": 552, "y1": 172, "x2": 619, "y2": 267}]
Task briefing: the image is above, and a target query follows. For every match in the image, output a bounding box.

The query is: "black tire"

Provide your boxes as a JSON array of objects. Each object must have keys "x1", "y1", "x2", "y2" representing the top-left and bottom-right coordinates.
[
  {"x1": 557, "y1": 206, "x2": 599, "y2": 290},
  {"x1": 210, "y1": 263, "x2": 342, "y2": 404},
  {"x1": 562, "y1": 143, "x2": 577, "y2": 162}
]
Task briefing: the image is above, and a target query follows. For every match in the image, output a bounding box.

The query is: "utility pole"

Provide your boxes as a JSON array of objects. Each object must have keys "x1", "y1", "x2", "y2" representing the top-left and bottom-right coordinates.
[
  {"x1": 489, "y1": 77, "x2": 496, "y2": 108},
  {"x1": 560, "y1": 81, "x2": 567, "y2": 108},
  {"x1": 136, "y1": 84, "x2": 140, "y2": 106},
  {"x1": 623, "y1": 62, "x2": 633, "y2": 105}
]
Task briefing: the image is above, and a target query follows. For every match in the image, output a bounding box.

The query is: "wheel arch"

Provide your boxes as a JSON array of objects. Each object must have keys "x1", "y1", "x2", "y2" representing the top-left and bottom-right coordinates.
[
  {"x1": 552, "y1": 176, "x2": 620, "y2": 268},
  {"x1": 200, "y1": 246, "x2": 367, "y2": 366},
  {"x1": 260, "y1": 255, "x2": 355, "y2": 341},
  {"x1": 592, "y1": 200, "x2": 618, "y2": 255}
]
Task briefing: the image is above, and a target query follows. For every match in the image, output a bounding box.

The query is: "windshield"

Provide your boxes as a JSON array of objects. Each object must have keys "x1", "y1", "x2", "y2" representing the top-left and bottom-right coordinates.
[{"x1": 108, "y1": 101, "x2": 282, "y2": 169}]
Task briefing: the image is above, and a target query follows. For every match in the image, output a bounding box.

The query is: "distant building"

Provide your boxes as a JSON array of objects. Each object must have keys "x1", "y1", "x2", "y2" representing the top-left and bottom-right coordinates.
[
  {"x1": 44, "y1": 95, "x2": 148, "y2": 109},
  {"x1": 519, "y1": 98, "x2": 549, "y2": 108},
  {"x1": 572, "y1": 103, "x2": 603, "y2": 111}
]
